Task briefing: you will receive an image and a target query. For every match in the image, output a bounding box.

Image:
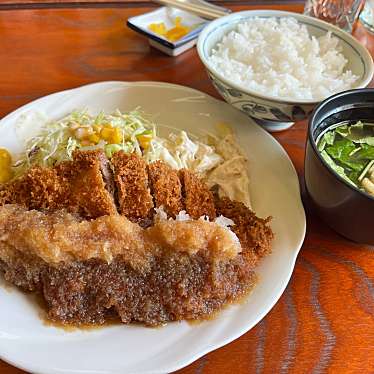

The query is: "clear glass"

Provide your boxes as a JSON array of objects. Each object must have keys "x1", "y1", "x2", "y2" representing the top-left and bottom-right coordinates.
[
  {"x1": 304, "y1": 0, "x2": 365, "y2": 33},
  {"x1": 360, "y1": 0, "x2": 374, "y2": 32}
]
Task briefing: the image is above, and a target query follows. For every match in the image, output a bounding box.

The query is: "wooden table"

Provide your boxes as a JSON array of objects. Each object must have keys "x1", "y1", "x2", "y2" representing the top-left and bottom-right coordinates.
[{"x1": 0, "y1": 1, "x2": 373, "y2": 373}]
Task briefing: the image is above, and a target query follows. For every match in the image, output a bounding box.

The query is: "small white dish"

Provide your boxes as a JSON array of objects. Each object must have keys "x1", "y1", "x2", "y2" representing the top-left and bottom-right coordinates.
[
  {"x1": 127, "y1": 7, "x2": 208, "y2": 56},
  {"x1": 0, "y1": 81, "x2": 306, "y2": 374}
]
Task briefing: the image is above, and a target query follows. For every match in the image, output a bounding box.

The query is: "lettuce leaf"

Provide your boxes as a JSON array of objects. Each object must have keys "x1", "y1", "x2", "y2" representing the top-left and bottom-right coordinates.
[
  {"x1": 321, "y1": 150, "x2": 356, "y2": 186},
  {"x1": 335, "y1": 121, "x2": 374, "y2": 146},
  {"x1": 325, "y1": 139, "x2": 366, "y2": 172}
]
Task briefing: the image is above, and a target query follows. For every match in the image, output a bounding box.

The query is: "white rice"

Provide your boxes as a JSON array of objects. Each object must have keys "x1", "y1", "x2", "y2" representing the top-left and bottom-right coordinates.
[{"x1": 209, "y1": 17, "x2": 358, "y2": 100}]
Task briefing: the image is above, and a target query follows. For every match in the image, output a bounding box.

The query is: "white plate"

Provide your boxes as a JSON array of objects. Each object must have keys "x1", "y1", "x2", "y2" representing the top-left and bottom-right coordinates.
[{"x1": 0, "y1": 81, "x2": 306, "y2": 374}]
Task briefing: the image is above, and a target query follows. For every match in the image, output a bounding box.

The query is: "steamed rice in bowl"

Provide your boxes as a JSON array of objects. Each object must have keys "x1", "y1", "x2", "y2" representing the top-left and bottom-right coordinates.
[{"x1": 209, "y1": 17, "x2": 358, "y2": 101}]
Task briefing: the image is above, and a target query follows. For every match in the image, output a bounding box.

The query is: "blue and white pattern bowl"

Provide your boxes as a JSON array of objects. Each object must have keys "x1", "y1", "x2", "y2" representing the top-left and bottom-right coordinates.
[{"x1": 197, "y1": 10, "x2": 374, "y2": 132}]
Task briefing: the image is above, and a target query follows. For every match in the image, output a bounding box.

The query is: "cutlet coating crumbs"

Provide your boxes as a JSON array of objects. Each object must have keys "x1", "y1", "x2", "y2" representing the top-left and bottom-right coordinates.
[
  {"x1": 0, "y1": 150, "x2": 117, "y2": 219},
  {"x1": 215, "y1": 197, "x2": 274, "y2": 266},
  {"x1": 179, "y1": 169, "x2": 216, "y2": 219},
  {"x1": 57, "y1": 150, "x2": 117, "y2": 218},
  {"x1": 148, "y1": 161, "x2": 184, "y2": 218},
  {"x1": 111, "y1": 152, "x2": 153, "y2": 221}
]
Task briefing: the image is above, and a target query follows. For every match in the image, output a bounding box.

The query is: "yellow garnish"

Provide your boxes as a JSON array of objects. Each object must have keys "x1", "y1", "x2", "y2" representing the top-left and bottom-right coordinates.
[
  {"x1": 0, "y1": 148, "x2": 12, "y2": 166},
  {"x1": 111, "y1": 127, "x2": 122, "y2": 144},
  {"x1": 0, "y1": 148, "x2": 13, "y2": 183},
  {"x1": 148, "y1": 17, "x2": 191, "y2": 42},
  {"x1": 148, "y1": 22, "x2": 167, "y2": 36},
  {"x1": 92, "y1": 124, "x2": 103, "y2": 133},
  {"x1": 137, "y1": 134, "x2": 153, "y2": 150},
  {"x1": 89, "y1": 133, "x2": 100, "y2": 144},
  {"x1": 100, "y1": 127, "x2": 114, "y2": 141}
]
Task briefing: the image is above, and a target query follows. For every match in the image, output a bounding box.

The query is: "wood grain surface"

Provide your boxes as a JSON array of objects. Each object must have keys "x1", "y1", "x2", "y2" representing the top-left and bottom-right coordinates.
[{"x1": 0, "y1": 2, "x2": 373, "y2": 374}]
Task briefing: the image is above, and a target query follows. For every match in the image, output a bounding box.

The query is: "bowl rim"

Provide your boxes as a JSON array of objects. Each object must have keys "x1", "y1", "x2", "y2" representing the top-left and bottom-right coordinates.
[
  {"x1": 308, "y1": 87, "x2": 374, "y2": 202},
  {"x1": 197, "y1": 9, "x2": 374, "y2": 105}
]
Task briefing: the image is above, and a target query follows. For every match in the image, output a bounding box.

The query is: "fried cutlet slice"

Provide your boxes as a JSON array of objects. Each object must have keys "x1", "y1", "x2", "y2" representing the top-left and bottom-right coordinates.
[
  {"x1": 0, "y1": 167, "x2": 65, "y2": 210},
  {"x1": 215, "y1": 197, "x2": 274, "y2": 266},
  {"x1": 147, "y1": 161, "x2": 183, "y2": 218},
  {"x1": 56, "y1": 150, "x2": 117, "y2": 218},
  {"x1": 111, "y1": 151, "x2": 153, "y2": 221},
  {"x1": 179, "y1": 169, "x2": 216, "y2": 219},
  {"x1": 0, "y1": 150, "x2": 117, "y2": 219}
]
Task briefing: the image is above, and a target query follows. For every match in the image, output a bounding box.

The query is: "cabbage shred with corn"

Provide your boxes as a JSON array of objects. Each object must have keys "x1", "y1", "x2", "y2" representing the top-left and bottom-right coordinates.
[{"x1": 12, "y1": 109, "x2": 155, "y2": 179}]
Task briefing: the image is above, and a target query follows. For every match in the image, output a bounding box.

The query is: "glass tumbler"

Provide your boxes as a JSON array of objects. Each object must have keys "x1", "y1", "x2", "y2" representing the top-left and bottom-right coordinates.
[
  {"x1": 360, "y1": 0, "x2": 374, "y2": 32},
  {"x1": 304, "y1": 0, "x2": 365, "y2": 33}
]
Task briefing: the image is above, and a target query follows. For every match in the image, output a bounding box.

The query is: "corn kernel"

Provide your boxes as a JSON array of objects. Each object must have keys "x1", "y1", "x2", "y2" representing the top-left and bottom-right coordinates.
[
  {"x1": 100, "y1": 127, "x2": 114, "y2": 141},
  {"x1": 137, "y1": 134, "x2": 152, "y2": 150},
  {"x1": 110, "y1": 128, "x2": 122, "y2": 144},
  {"x1": 89, "y1": 134, "x2": 100, "y2": 144}
]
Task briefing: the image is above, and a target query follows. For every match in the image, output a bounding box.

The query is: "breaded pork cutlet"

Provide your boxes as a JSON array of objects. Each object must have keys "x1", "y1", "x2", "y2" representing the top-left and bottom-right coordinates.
[
  {"x1": 0, "y1": 150, "x2": 117, "y2": 219},
  {"x1": 56, "y1": 150, "x2": 117, "y2": 218},
  {"x1": 111, "y1": 151, "x2": 153, "y2": 222},
  {"x1": 0, "y1": 167, "x2": 64, "y2": 211},
  {"x1": 215, "y1": 197, "x2": 274, "y2": 267},
  {"x1": 179, "y1": 169, "x2": 216, "y2": 219},
  {"x1": 147, "y1": 161, "x2": 183, "y2": 218},
  {"x1": 0, "y1": 202, "x2": 272, "y2": 326}
]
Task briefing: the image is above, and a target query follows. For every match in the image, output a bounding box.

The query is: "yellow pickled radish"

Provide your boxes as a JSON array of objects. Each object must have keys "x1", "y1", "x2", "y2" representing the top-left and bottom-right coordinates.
[
  {"x1": 149, "y1": 22, "x2": 167, "y2": 36},
  {"x1": 148, "y1": 17, "x2": 191, "y2": 42}
]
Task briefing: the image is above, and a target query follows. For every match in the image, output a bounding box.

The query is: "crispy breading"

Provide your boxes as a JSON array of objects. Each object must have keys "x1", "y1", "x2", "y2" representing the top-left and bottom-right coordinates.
[
  {"x1": 56, "y1": 150, "x2": 117, "y2": 218},
  {"x1": 179, "y1": 169, "x2": 216, "y2": 219},
  {"x1": 0, "y1": 167, "x2": 65, "y2": 210},
  {"x1": 112, "y1": 151, "x2": 153, "y2": 221},
  {"x1": 215, "y1": 197, "x2": 273, "y2": 266},
  {"x1": 0, "y1": 150, "x2": 117, "y2": 218},
  {"x1": 147, "y1": 161, "x2": 183, "y2": 218}
]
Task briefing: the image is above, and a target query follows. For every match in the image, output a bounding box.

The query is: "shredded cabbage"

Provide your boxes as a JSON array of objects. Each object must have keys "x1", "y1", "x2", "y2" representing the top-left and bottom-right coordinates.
[
  {"x1": 144, "y1": 131, "x2": 222, "y2": 175},
  {"x1": 12, "y1": 109, "x2": 154, "y2": 178},
  {"x1": 12, "y1": 109, "x2": 223, "y2": 182}
]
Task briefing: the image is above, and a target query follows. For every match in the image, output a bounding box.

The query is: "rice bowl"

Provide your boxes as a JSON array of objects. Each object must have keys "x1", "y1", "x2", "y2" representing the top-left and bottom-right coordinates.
[
  {"x1": 209, "y1": 17, "x2": 358, "y2": 101},
  {"x1": 197, "y1": 10, "x2": 374, "y2": 131}
]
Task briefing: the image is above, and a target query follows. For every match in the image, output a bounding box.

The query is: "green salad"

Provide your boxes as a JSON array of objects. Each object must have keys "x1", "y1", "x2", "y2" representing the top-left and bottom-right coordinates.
[{"x1": 317, "y1": 121, "x2": 374, "y2": 196}]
